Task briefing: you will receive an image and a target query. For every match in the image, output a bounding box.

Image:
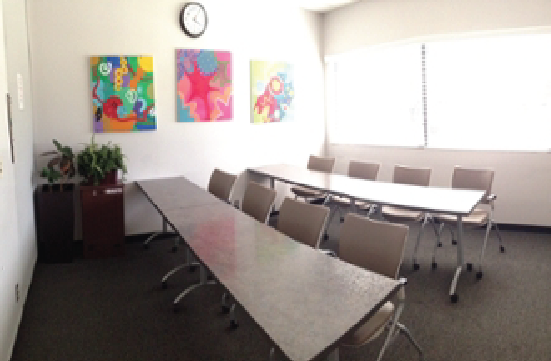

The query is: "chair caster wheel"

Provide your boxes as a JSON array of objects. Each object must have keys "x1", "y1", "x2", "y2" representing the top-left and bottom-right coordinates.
[
  {"x1": 466, "y1": 263, "x2": 473, "y2": 271},
  {"x1": 230, "y1": 320, "x2": 239, "y2": 329},
  {"x1": 221, "y1": 305, "x2": 230, "y2": 314},
  {"x1": 323, "y1": 233, "x2": 329, "y2": 241},
  {"x1": 339, "y1": 217, "x2": 345, "y2": 223},
  {"x1": 143, "y1": 243, "x2": 150, "y2": 250},
  {"x1": 437, "y1": 242, "x2": 442, "y2": 247},
  {"x1": 450, "y1": 294, "x2": 458, "y2": 303},
  {"x1": 451, "y1": 239, "x2": 457, "y2": 245},
  {"x1": 171, "y1": 246, "x2": 178, "y2": 253},
  {"x1": 173, "y1": 304, "x2": 180, "y2": 313},
  {"x1": 476, "y1": 271, "x2": 483, "y2": 280},
  {"x1": 500, "y1": 246, "x2": 505, "y2": 253},
  {"x1": 431, "y1": 262, "x2": 437, "y2": 270},
  {"x1": 161, "y1": 281, "x2": 167, "y2": 289},
  {"x1": 188, "y1": 265, "x2": 197, "y2": 272},
  {"x1": 413, "y1": 263, "x2": 420, "y2": 271}
]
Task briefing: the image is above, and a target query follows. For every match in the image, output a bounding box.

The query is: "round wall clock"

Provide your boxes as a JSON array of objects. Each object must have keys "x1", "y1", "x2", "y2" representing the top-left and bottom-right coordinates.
[{"x1": 179, "y1": 2, "x2": 208, "y2": 38}]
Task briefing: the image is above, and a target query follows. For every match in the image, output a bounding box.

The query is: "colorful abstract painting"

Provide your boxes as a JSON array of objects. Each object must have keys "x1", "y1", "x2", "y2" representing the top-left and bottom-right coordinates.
[
  {"x1": 177, "y1": 49, "x2": 233, "y2": 122},
  {"x1": 250, "y1": 61, "x2": 295, "y2": 123},
  {"x1": 90, "y1": 56, "x2": 156, "y2": 133}
]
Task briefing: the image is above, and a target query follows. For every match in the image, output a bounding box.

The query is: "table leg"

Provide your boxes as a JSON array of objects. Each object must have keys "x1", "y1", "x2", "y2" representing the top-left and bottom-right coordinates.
[
  {"x1": 173, "y1": 263, "x2": 216, "y2": 312},
  {"x1": 350, "y1": 198, "x2": 357, "y2": 214},
  {"x1": 171, "y1": 222, "x2": 179, "y2": 252},
  {"x1": 161, "y1": 244, "x2": 201, "y2": 289},
  {"x1": 143, "y1": 217, "x2": 174, "y2": 250},
  {"x1": 269, "y1": 177, "x2": 276, "y2": 213},
  {"x1": 449, "y1": 215, "x2": 464, "y2": 303}
]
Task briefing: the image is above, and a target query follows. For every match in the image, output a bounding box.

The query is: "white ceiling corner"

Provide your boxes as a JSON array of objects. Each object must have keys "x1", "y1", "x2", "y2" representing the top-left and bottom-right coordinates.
[{"x1": 297, "y1": 0, "x2": 361, "y2": 12}]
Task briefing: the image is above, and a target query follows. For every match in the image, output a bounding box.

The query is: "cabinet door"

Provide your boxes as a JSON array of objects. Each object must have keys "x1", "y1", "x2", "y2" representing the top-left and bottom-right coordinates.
[{"x1": 81, "y1": 186, "x2": 125, "y2": 258}]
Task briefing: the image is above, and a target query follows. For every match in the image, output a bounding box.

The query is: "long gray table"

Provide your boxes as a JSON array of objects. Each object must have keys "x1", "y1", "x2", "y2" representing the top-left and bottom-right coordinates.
[
  {"x1": 137, "y1": 177, "x2": 221, "y2": 251},
  {"x1": 249, "y1": 164, "x2": 486, "y2": 303},
  {"x1": 137, "y1": 176, "x2": 401, "y2": 361}
]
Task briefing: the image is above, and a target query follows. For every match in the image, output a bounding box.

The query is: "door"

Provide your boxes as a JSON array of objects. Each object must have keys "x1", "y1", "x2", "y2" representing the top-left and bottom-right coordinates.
[{"x1": 0, "y1": 0, "x2": 20, "y2": 358}]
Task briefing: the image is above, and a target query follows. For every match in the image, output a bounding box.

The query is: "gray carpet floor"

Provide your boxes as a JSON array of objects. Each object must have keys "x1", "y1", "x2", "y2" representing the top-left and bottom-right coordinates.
[{"x1": 10, "y1": 210, "x2": 551, "y2": 361}]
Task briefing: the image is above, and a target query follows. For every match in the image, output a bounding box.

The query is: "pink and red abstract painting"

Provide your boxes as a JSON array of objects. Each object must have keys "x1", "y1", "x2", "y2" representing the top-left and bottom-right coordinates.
[{"x1": 177, "y1": 49, "x2": 233, "y2": 122}]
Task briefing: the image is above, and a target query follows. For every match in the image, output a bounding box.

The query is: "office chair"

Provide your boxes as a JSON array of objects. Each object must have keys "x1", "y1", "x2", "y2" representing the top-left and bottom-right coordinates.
[
  {"x1": 381, "y1": 165, "x2": 435, "y2": 271},
  {"x1": 290, "y1": 155, "x2": 335, "y2": 204},
  {"x1": 277, "y1": 197, "x2": 331, "y2": 249},
  {"x1": 431, "y1": 166, "x2": 505, "y2": 280},
  {"x1": 328, "y1": 160, "x2": 380, "y2": 225},
  {"x1": 337, "y1": 214, "x2": 423, "y2": 361}
]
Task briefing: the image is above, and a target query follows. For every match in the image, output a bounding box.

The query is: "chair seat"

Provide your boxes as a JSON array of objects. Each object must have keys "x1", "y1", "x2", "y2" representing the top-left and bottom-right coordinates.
[
  {"x1": 341, "y1": 301, "x2": 394, "y2": 347},
  {"x1": 434, "y1": 207, "x2": 489, "y2": 226},
  {"x1": 382, "y1": 205, "x2": 423, "y2": 222},
  {"x1": 291, "y1": 185, "x2": 325, "y2": 199}
]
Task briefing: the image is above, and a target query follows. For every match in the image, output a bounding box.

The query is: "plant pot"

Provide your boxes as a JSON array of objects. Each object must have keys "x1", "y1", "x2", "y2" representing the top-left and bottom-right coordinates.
[
  {"x1": 100, "y1": 169, "x2": 118, "y2": 185},
  {"x1": 83, "y1": 169, "x2": 119, "y2": 186},
  {"x1": 35, "y1": 183, "x2": 75, "y2": 263}
]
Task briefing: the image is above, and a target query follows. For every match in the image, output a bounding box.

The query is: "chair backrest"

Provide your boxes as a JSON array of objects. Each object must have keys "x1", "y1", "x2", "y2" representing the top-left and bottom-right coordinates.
[
  {"x1": 207, "y1": 168, "x2": 237, "y2": 202},
  {"x1": 307, "y1": 155, "x2": 335, "y2": 173},
  {"x1": 339, "y1": 214, "x2": 408, "y2": 279},
  {"x1": 277, "y1": 197, "x2": 330, "y2": 249},
  {"x1": 241, "y1": 181, "x2": 277, "y2": 224},
  {"x1": 393, "y1": 164, "x2": 431, "y2": 187},
  {"x1": 348, "y1": 160, "x2": 380, "y2": 181},
  {"x1": 451, "y1": 166, "x2": 494, "y2": 201}
]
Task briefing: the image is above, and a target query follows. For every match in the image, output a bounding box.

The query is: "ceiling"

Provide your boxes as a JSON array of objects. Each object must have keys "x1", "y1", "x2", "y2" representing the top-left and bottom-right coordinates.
[{"x1": 298, "y1": 0, "x2": 360, "y2": 12}]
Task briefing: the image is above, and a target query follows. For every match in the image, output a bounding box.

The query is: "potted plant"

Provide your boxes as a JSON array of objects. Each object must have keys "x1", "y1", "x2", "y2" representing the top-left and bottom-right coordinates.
[
  {"x1": 39, "y1": 139, "x2": 76, "y2": 191},
  {"x1": 35, "y1": 139, "x2": 76, "y2": 263},
  {"x1": 76, "y1": 136, "x2": 127, "y2": 185},
  {"x1": 77, "y1": 136, "x2": 127, "y2": 259}
]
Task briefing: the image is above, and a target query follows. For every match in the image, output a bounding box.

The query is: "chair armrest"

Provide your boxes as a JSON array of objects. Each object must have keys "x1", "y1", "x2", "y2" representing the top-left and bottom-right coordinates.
[{"x1": 319, "y1": 249, "x2": 337, "y2": 258}]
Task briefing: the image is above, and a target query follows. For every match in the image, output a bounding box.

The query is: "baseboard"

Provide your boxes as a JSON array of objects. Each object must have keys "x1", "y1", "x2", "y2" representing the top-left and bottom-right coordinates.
[{"x1": 496, "y1": 223, "x2": 551, "y2": 233}]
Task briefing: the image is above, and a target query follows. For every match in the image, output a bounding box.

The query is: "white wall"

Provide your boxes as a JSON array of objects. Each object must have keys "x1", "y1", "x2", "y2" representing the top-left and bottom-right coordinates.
[
  {"x1": 324, "y1": 0, "x2": 551, "y2": 226},
  {"x1": 28, "y1": 0, "x2": 325, "y2": 235},
  {"x1": 0, "y1": 0, "x2": 36, "y2": 360}
]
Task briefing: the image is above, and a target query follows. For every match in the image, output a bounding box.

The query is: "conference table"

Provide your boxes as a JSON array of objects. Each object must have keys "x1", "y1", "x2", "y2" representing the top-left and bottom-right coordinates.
[
  {"x1": 249, "y1": 164, "x2": 486, "y2": 303},
  {"x1": 137, "y1": 176, "x2": 402, "y2": 361}
]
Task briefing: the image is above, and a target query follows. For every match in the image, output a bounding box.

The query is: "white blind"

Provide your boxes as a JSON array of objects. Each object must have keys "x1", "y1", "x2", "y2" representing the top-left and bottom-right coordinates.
[
  {"x1": 426, "y1": 34, "x2": 551, "y2": 151},
  {"x1": 327, "y1": 44, "x2": 424, "y2": 147}
]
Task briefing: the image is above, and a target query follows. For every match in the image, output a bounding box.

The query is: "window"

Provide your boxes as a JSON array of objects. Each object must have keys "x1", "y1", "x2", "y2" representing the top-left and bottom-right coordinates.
[
  {"x1": 327, "y1": 43, "x2": 424, "y2": 147},
  {"x1": 426, "y1": 34, "x2": 551, "y2": 151},
  {"x1": 327, "y1": 32, "x2": 551, "y2": 152}
]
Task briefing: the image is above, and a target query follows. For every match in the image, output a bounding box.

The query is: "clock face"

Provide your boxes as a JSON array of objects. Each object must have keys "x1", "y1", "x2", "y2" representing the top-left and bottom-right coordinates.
[{"x1": 180, "y1": 3, "x2": 207, "y2": 38}]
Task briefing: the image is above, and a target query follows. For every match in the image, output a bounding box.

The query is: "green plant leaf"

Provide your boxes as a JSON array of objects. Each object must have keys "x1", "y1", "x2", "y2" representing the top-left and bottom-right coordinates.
[{"x1": 53, "y1": 139, "x2": 63, "y2": 152}]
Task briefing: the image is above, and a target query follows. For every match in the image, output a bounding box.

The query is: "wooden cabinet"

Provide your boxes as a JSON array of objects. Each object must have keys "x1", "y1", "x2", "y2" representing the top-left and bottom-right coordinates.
[
  {"x1": 35, "y1": 184, "x2": 75, "y2": 263},
  {"x1": 80, "y1": 184, "x2": 125, "y2": 259}
]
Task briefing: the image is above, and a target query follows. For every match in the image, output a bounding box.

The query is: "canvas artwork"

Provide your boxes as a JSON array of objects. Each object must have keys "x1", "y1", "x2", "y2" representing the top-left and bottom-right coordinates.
[
  {"x1": 91, "y1": 56, "x2": 156, "y2": 133},
  {"x1": 177, "y1": 49, "x2": 233, "y2": 122},
  {"x1": 250, "y1": 61, "x2": 295, "y2": 124}
]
